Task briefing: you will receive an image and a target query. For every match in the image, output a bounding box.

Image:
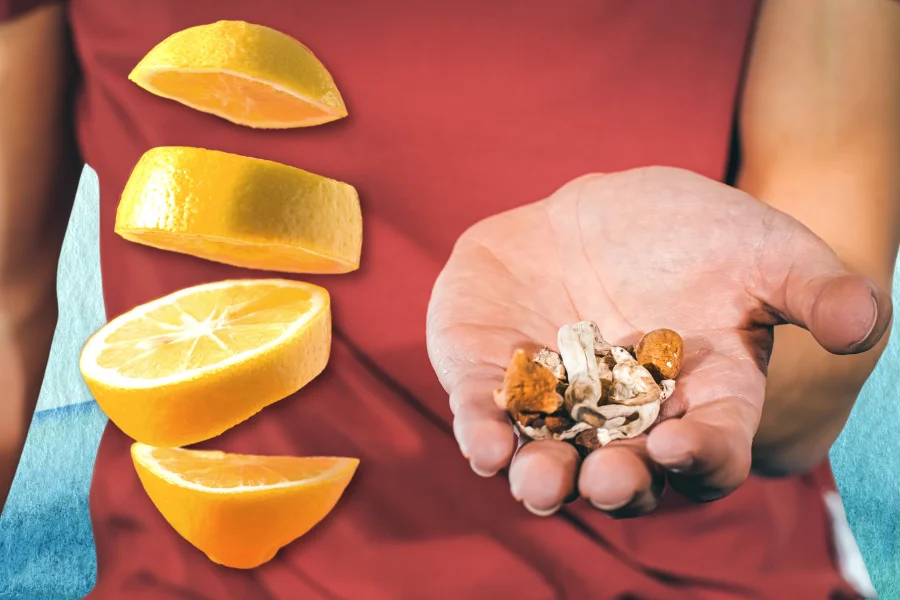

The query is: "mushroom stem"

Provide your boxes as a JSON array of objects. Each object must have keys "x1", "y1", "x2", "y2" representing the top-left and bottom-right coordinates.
[{"x1": 558, "y1": 321, "x2": 607, "y2": 414}]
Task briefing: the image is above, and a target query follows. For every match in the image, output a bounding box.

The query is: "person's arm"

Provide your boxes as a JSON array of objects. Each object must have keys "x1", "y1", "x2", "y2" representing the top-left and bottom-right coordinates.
[
  {"x1": 738, "y1": 0, "x2": 900, "y2": 473},
  {"x1": 0, "y1": 3, "x2": 82, "y2": 510}
]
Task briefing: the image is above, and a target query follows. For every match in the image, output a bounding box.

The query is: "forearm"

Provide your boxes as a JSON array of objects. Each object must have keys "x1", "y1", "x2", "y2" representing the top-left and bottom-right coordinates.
[
  {"x1": 737, "y1": 0, "x2": 900, "y2": 472},
  {"x1": 738, "y1": 0, "x2": 900, "y2": 280},
  {"x1": 0, "y1": 4, "x2": 81, "y2": 509}
]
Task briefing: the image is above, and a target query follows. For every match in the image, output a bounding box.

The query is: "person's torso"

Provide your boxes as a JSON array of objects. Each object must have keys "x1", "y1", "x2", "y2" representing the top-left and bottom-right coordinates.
[{"x1": 68, "y1": 1, "x2": 859, "y2": 598}]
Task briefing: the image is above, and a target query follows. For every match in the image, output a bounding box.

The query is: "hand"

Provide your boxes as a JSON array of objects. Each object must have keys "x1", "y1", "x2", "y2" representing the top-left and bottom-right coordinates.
[{"x1": 426, "y1": 167, "x2": 892, "y2": 518}]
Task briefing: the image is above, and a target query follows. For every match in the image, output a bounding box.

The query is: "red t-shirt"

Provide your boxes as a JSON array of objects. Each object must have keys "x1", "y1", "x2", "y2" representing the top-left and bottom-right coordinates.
[{"x1": 3, "y1": 1, "x2": 864, "y2": 598}]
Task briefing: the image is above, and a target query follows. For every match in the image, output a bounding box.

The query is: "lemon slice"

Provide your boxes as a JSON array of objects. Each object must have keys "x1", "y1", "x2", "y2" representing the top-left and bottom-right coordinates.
[
  {"x1": 116, "y1": 147, "x2": 362, "y2": 274},
  {"x1": 81, "y1": 279, "x2": 331, "y2": 447},
  {"x1": 132, "y1": 443, "x2": 358, "y2": 569},
  {"x1": 129, "y1": 20, "x2": 347, "y2": 128}
]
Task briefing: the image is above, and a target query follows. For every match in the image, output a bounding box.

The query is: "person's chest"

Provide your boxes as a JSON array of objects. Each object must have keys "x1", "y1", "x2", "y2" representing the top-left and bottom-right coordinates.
[{"x1": 69, "y1": 0, "x2": 756, "y2": 261}]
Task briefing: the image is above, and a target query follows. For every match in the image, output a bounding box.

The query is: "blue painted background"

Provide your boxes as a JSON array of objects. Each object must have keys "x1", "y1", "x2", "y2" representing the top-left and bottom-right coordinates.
[{"x1": 0, "y1": 167, "x2": 897, "y2": 599}]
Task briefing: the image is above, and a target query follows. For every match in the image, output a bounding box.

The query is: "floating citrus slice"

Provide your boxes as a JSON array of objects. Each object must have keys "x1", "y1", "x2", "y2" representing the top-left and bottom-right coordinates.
[
  {"x1": 129, "y1": 20, "x2": 347, "y2": 128},
  {"x1": 80, "y1": 279, "x2": 331, "y2": 447},
  {"x1": 116, "y1": 147, "x2": 362, "y2": 274},
  {"x1": 132, "y1": 443, "x2": 358, "y2": 568}
]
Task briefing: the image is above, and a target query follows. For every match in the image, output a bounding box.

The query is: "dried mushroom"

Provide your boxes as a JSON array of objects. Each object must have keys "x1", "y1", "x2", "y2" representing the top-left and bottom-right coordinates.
[
  {"x1": 609, "y1": 347, "x2": 660, "y2": 407},
  {"x1": 497, "y1": 323, "x2": 685, "y2": 454},
  {"x1": 558, "y1": 321, "x2": 607, "y2": 412},
  {"x1": 544, "y1": 412, "x2": 575, "y2": 434},
  {"x1": 635, "y1": 328, "x2": 684, "y2": 381},
  {"x1": 573, "y1": 428, "x2": 604, "y2": 455},
  {"x1": 534, "y1": 347, "x2": 567, "y2": 381},
  {"x1": 494, "y1": 349, "x2": 562, "y2": 414}
]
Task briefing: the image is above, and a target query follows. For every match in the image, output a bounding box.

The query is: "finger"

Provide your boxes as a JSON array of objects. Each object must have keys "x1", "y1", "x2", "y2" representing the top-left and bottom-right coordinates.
[
  {"x1": 753, "y1": 212, "x2": 892, "y2": 354},
  {"x1": 646, "y1": 397, "x2": 756, "y2": 502},
  {"x1": 579, "y1": 437, "x2": 664, "y2": 518},
  {"x1": 451, "y1": 377, "x2": 516, "y2": 478},
  {"x1": 780, "y1": 272, "x2": 890, "y2": 354},
  {"x1": 509, "y1": 440, "x2": 580, "y2": 516}
]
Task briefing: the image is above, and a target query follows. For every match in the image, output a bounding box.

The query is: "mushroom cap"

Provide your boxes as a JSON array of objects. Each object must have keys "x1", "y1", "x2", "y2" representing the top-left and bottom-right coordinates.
[
  {"x1": 610, "y1": 360, "x2": 661, "y2": 406},
  {"x1": 635, "y1": 328, "x2": 684, "y2": 380}
]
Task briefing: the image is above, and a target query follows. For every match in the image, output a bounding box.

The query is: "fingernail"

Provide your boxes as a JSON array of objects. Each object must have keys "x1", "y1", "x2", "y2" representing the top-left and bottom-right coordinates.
[
  {"x1": 659, "y1": 455, "x2": 694, "y2": 473},
  {"x1": 589, "y1": 498, "x2": 629, "y2": 512},
  {"x1": 850, "y1": 294, "x2": 879, "y2": 351},
  {"x1": 523, "y1": 502, "x2": 561, "y2": 517},
  {"x1": 470, "y1": 460, "x2": 498, "y2": 478}
]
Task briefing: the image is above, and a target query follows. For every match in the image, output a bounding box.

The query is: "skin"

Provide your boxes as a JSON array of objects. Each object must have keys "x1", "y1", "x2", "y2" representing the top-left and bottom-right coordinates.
[
  {"x1": 429, "y1": 0, "x2": 900, "y2": 516},
  {"x1": 740, "y1": 0, "x2": 900, "y2": 474},
  {"x1": 0, "y1": 4, "x2": 81, "y2": 511}
]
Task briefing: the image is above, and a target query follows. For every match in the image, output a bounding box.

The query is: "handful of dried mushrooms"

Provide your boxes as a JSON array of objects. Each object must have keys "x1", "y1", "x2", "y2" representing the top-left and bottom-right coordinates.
[{"x1": 494, "y1": 321, "x2": 683, "y2": 456}]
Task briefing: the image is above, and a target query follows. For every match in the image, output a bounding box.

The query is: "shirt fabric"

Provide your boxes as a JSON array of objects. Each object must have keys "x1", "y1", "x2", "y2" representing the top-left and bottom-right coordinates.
[{"x1": 2, "y1": 1, "x2": 865, "y2": 598}]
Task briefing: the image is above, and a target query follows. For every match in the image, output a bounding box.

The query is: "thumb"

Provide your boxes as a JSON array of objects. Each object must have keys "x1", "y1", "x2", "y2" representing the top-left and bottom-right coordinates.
[{"x1": 753, "y1": 213, "x2": 892, "y2": 355}]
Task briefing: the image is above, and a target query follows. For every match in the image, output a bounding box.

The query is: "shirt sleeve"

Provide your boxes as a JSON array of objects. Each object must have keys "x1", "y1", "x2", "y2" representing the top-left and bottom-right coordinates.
[{"x1": 0, "y1": 0, "x2": 61, "y2": 22}]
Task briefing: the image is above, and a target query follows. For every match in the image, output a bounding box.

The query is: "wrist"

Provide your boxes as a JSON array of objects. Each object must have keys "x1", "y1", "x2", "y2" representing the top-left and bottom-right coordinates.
[{"x1": 753, "y1": 322, "x2": 890, "y2": 475}]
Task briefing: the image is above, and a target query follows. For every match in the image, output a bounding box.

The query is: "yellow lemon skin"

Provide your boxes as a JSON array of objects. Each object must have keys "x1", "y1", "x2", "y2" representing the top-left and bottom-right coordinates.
[
  {"x1": 129, "y1": 20, "x2": 347, "y2": 128},
  {"x1": 80, "y1": 279, "x2": 332, "y2": 448},
  {"x1": 132, "y1": 443, "x2": 359, "y2": 569},
  {"x1": 115, "y1": 147, "x2": 362, "y2": 274}
]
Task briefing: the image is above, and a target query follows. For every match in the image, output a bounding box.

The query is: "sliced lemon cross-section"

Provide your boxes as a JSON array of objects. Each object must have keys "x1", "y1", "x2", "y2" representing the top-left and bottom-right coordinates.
[
  {"x1": 132, "y1": 443, "x2": 359, "y2": 569},
  {"x1": 81, "y1": 279, "x2": 331, "y2": 447},
  {"x1": 116, "y1": 147, "x2": 363, "y2": 274},
  {"x1": 129, "y1": 20, "x2": 347, "y2": 128}
]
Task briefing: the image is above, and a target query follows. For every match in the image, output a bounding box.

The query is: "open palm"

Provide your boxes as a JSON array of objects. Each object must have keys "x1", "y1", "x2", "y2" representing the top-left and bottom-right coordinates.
[{"x1": 427, "y1": 167, "x2": 890, "y2": 518}]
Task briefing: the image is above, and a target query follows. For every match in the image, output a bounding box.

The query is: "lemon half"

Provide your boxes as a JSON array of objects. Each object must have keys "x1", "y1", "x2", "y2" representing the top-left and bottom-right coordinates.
[{"x1": 81, "y1": 279, "x2": 331, "y2": 447}]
